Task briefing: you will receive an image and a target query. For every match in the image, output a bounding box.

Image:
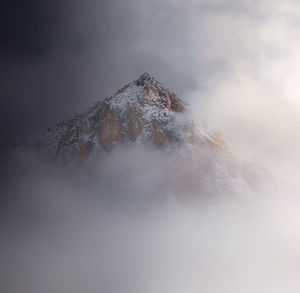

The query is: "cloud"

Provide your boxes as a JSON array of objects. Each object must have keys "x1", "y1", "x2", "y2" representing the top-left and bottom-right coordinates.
[
  {"x1": 2, "y1": 166, "x2": 300, "y2": 293},
  {"x1": 2, "y1": 2, "x2": 300, "y2": 292},
  {"x1": 163, "y1": 0, "x2": 300, "y2": 183}
]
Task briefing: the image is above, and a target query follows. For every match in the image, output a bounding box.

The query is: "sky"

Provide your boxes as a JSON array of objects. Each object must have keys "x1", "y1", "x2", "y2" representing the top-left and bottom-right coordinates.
[
  {"x1": 1, "y1": 0, "x2": 300, "y2": 178},
  {"x1": 0, "y1": 0, "x2": 197, "y2": 148},
  {"x1": 2, "y1": 2, "x2": 300, "y2": 292}
]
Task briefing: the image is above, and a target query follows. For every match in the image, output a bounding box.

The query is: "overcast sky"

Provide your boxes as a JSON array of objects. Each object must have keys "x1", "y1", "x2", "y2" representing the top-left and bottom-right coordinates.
[
  {"x1": 0, "y1": 0, "x2": 198, "y2": 146},
  {"x1": 1, "y1": 0, "x2": 300, "y2": 167},
  {"x1": 2, "y1": 3, "x2": 300, "y2": 291}
]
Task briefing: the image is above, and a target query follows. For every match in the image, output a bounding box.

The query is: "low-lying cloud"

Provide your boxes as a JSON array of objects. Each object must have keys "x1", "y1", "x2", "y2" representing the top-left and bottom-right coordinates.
[
  {"x1": 1, "y1": 142, "x2": 300, "y2": 293},
  {"x1": 2, "y1": 1, "x2": 300, "y2": 292}
]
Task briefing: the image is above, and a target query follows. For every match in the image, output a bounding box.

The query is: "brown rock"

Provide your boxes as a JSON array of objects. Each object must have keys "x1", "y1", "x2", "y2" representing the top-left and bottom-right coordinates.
[
  {"x1": 99, "y1": 103, "x2": 110, "y2": 121},
  {"x1": 164, "y1": 92, "x2": 172, "y2": 109},
  {"x1": 147, "y1": 85, "x2": 160, "y2": 96},
  {"x1": 136, "y1": 72, "x2": 151, "y2": 86},
  {"x1": 100, "y1": 117, "x2": 121, "y2": 150},
  {"x1": 127, "y1": 108, "x2": 142, "y2": 141},
  {"x1": 144, "y1": 86, "x2": 174, "y2": 110},
  {"x1": 213, "y1": 131, "x2": 226, "y2": 149},
  {"x1": 170, "y1": 93, "x2": 184, "y2": 112},
  {"x1": 152, "y1": 119, "x2": 169, "y2": 148},
  {"x1": 80, "y1": 120, "x2": 90, "y2": 133},
  {"x1": 79, "y1": 141, "x2": 94, "y2": 159},
  {"x1": 115, "y1": 84, "x2": 130, "y2": 95},
  {"x1": 144, "y1": 86, "x2": 160, "y2": 107}
]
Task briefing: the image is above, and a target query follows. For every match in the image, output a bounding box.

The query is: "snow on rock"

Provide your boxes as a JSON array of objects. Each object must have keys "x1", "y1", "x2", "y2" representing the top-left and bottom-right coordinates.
[
  {"x1": 13, "y1": 73, "x2": 264, "y2": 199},
  {"x1": 32, "y1": 73, "x2": 226, "y2": 162}
]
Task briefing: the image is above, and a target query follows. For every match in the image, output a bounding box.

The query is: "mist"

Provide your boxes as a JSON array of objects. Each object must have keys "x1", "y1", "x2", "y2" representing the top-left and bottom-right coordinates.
[
  {"x1": 1, "y1": 142, "x2": 300, "y2": 293},
  {"x1": 2, "y1": 0, "x2": 300, "y2": 292}
]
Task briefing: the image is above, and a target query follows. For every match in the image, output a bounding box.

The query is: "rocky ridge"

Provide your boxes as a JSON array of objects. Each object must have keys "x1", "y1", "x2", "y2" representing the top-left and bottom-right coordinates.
[
  {"x1": 34, "y1": 73, "x2": 227, "y2": 163},
  {"x1": 8, "y1": 73, "x2": 266, "y2": 200}
]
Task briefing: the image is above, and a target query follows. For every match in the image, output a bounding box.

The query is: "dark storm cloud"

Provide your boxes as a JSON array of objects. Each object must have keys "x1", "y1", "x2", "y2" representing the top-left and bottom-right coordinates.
[
  {"x1": 0, "y1": 0, "x2": 201, "y2": 151},
  {"x1": 0, "y1": 0, "x2": 60, "y2": 55}
]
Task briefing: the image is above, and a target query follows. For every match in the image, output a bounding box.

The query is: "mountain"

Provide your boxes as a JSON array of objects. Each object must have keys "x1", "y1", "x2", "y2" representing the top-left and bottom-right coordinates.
[
  {"x1": 33, "y1": 73, "x2": 227, "y2": 163},
  {"x1": 9, "y1": 73, "x2": 263, "y2": 200}
]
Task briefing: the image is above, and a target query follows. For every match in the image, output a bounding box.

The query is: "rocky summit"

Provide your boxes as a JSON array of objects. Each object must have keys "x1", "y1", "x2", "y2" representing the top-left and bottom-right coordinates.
[
  {"x1": 8, "y1": 73, "x2": 267, "y2": 200},
  {"x1": 33, "y1": 73, "x2": 227, "y2": 163}
]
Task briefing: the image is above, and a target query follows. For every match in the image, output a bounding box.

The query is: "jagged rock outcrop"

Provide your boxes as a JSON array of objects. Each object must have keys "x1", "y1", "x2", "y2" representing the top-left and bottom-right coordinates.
[
  {"x1": 12, "y1": 73, "x2": 262, "y2": 199},
  {"x1": 34, "y1": 73, "x2": 227, "y2": 163}
]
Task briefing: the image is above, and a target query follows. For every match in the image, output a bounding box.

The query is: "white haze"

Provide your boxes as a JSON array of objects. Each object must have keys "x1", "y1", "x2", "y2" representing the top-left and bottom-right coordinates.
[
  {"x1": 177, "y1": 0, "x2": 300, "y2": 186},
  {"x1": 1, "y1": 145, "x2": 300, "y2": 293},
  {"x1": 2, "y1": 1, "x2": 300, "y2": 292}
]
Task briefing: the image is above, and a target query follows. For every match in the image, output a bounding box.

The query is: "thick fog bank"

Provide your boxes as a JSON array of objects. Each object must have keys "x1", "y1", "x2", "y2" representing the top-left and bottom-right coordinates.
[{"x1": 1, "y1": 147, "x2": 300, "y2": 293}]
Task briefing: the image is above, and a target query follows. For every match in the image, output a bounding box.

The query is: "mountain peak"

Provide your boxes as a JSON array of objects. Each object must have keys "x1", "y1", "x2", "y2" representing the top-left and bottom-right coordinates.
[
  {"x1": 12, "y1": 74, "x2": 262, "y2": 199},
  {"x1": 135, "y1": 72, "x2": 164, "y2": 88},
  {"x1": 138, "y1": 72, "x2": 151, "y2": 82},
  {"x1": 33, "y1": 75, "x2": 225, "y2": 162}
]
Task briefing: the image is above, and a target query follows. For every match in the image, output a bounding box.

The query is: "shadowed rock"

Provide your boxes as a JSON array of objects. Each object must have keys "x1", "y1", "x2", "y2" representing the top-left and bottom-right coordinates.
[{"x1": 33, "y1": 73, "x2": 227, "y2": 162}]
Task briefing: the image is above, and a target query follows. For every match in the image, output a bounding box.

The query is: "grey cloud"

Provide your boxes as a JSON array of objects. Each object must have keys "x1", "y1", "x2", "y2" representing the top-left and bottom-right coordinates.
[{"x1": 2, "y1": 0, "x2": 300, "y2": 181}]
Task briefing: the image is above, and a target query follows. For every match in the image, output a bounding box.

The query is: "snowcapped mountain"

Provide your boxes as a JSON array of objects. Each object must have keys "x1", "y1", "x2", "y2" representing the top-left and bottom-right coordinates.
[
  {"x1": 11, "y1": 73, "x2": 264, "y2": 200},
  {"x1": 33, "y1": 72, "x2": 227, "y2": 163}
]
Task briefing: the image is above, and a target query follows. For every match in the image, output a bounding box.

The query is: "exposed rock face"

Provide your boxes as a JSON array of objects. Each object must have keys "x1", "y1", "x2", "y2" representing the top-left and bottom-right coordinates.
[
  {"x1": 34, "y1": 73, "x2": 227, "y2": 163},
  {"x1": 127, "y1": 107, "x2": 142, "y2": 141},
  {"x1": 152, "y1": 119, "x2": 169, "y2": 148},
  {"x1": 80, "y1": 120, "x2": 90, "y2": 134},
  {"x1": 78, "y1": 140, "x2": 94, "y2": 160},
  {"x1": 100, "y1": 117, "x2": 121, "y2": 150},
  {"x1": 17, "y1": 73, "x2": 259, "y2": 199}
]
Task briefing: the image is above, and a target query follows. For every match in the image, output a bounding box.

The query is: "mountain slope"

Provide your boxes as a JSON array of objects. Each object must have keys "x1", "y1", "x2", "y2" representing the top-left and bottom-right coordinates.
[
  {"x1": 9, "y1": 73, "x2": 261, "y2": 200},
  {"x1": 33, "y1": 73, "x2": 227, "y2": 163}
]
